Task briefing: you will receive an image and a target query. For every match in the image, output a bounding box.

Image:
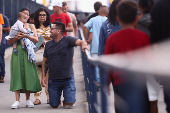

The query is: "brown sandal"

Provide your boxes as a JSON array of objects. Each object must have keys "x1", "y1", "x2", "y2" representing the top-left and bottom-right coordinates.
[
  {"x1": 47, "y1": 99, "x2": 49, "y2": 104},
  {"x1": 33, "y1": 99, "x2": 41, "y2": 105}
]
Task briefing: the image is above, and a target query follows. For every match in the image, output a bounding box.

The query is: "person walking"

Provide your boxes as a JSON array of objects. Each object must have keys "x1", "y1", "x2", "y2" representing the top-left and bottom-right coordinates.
[
  {"x1": 62, "y1": 2, "x2": 78, "y2": 37},
  {"x1": 98, "y1": 0, "x2": 121, "y2": 56},
  {"x1": 41, "y1": 21, "x2": 88, "y2": 108},
  {"x1": 0, "y1": 13, "x2": 10, "y2": 83},
  {"x1": 136, "y1": 1, "x2": 157, "y2": 113},
  {"x1": 51, "y1": 1, "x2": 73, "y2": 36},
  {"x1": 148, "y1": 0, "x2": 170, "y2": 112},
  {"x1": 105, "y1": 1, "x2": 150, "y2": 113},
  {"x1": 33, "y1": 7, "x2": 52, "y2": 105},
  {"x1": 88, "y1": 1, "x2": 102, "y2": 21},
  {"x1": 83, "y1": 6, "x2": 108, "y2": 85},
  {"x1": 7, "y1": 7, "x2": 42, "y2": 109}
]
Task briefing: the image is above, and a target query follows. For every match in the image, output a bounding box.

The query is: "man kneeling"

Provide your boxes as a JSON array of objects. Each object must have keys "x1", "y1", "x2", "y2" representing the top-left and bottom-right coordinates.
[{"x1": 41, "y1": 21, "x2": 88, "y2": 108}]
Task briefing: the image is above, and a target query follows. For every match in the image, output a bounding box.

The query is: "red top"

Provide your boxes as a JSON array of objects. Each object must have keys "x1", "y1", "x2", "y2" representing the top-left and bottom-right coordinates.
[
  {"x1": 104, "y1": 29, "x2": 150, "y2": 85},
  {"x1": 51, "y1": 13, "x2": 71, "y2": 36}
]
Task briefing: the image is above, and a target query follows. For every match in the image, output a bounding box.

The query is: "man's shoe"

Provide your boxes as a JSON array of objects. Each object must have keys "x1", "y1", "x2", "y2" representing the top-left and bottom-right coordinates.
[
  {"x1": 63, "y1": 101, "x2": 75, "y2": 109},
  {"x1": 26, "y1": 100, "x2": 34, "y2": 108},
  {"x1": 0, "y1": 76, "x2": 4, "y2": 83},
  {"x1": 11, "y1": 101, "x2": 20, "y2": 109}
]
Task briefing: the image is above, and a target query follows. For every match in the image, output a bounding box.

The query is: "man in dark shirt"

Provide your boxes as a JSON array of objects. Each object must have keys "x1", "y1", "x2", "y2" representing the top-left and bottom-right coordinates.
[
  {"x1": 88, "y1": 1, "x2": 102, "y2": 21},
  {"x1": 41, "y1": 21, "x2": 88, "y2": 108}
]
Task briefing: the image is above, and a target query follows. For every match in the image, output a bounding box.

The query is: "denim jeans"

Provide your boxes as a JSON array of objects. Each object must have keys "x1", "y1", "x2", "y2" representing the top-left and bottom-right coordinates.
[
  {"x1": 113, "y1": 73, "x2": 150, "y2": 113},
  {"x1": 0, "y1": 43, "x2": 5, "y2": 77},
  {"x1": 48, "y1": 76, "x2": 76, "y2": 107},
  {"x1": 90, "y1": 53, "x2": 100, "y2": 82}
]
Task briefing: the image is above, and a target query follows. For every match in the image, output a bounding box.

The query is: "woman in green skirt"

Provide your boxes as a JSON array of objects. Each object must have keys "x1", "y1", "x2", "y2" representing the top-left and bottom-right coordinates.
[{"x1": 7, "y1": 7, "x2": 42, "y2": 109}]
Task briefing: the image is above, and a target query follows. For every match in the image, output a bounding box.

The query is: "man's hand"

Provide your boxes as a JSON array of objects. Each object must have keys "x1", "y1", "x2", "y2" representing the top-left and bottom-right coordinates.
[
  {"x1": 41, "y1": 77, "x2": 47, "y2": 87},
  {"x1": 82, "y1": 45, "x2": 89, "y2": 52}
]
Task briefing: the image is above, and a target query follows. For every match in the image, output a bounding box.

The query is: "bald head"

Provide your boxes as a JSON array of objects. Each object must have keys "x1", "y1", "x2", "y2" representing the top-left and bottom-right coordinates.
[{"x1": 99, "y1": 5, "x2": 108, "y2": 16}]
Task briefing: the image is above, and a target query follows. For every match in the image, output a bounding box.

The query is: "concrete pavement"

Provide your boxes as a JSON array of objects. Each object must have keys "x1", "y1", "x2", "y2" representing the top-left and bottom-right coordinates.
[{"x1": 0, "y1": 46, "x2": 88, "y2": 113}]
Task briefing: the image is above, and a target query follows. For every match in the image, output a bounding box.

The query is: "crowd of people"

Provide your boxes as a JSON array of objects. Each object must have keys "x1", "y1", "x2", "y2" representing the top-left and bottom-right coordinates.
[
  {"x1": 0, "y1": 0, "x2": 170, "y2": 113},
  {"x1": 0, "y1": 0, "x2": 88, "y2": 109}
]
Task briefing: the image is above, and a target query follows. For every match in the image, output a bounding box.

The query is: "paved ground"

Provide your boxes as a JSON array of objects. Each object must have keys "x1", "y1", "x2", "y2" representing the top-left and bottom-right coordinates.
[
  {"x1": 0, "y1": 47, "x2": 168, "y2": 113},
  {"x1": 0, "y1": 47, "x2": 88, "y2": 113}
]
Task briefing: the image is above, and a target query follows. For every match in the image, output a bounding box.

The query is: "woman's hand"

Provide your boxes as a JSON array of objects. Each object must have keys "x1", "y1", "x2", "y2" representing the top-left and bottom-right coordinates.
[{"x1": 18, "y1": 32, "x2": 28, "y2": 39}]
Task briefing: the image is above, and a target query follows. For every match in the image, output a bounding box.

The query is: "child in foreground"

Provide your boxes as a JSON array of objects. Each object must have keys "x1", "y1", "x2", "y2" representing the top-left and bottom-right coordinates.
[{"x1": 104, "y1": 0, "x2": 150, "y2": 113}]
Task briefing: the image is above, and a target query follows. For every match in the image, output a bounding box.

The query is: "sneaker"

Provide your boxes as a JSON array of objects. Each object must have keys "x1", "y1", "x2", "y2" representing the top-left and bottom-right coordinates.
[
  {"x1": 63, "y1": 101, "x2": 75, "y2": 109},
  {"x1": 11, "y1": 101, "x2": 20, "y2": 109},
  {"x1": 13, "y1": 48, "x2": 18, "y2": 55},
  {"x1": 65, "y1": 104, "x2": 75, "y2": 109},
  {"x1": 26, "y1": 100, "x2": 34, "y2": 108}
]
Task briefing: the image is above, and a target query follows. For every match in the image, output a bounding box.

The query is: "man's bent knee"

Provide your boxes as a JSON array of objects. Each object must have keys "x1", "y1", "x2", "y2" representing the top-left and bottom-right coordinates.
[{"x1": 51, "y1": 106, "x2": 58, "y2": 108}]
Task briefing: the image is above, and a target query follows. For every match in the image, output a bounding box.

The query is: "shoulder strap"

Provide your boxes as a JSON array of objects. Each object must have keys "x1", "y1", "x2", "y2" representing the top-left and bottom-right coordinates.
[{"x1": 29, "y1": 24, "x2": 32, "y2": 29}]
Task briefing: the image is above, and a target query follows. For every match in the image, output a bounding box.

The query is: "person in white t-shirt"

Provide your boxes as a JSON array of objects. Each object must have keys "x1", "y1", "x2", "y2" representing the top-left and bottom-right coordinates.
[
  {"x1": 62, "y1": 2, "x2": 78, "y2": 37},
  {"x1": 9, "y1": 12, "x2": 28, "y2": 55}
]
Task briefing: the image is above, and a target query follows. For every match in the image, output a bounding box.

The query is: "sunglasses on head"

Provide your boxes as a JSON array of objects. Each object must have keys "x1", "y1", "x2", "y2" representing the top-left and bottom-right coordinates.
[{"x1": 39, "y1": 14, "x2": 46, "y2": 17}]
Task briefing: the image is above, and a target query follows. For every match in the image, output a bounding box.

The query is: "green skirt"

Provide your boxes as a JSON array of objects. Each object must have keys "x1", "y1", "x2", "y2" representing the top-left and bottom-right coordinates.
[{"x1": 10, "y1": 41, "x2": 42, "y2": 93}]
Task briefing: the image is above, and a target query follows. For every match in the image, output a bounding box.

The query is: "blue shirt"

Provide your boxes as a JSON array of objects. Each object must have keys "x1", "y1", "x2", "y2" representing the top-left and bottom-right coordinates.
[
  {"x1": 2, "y1": 14, "x2": 10, "y2": 44},
  {"x1": 98, "y1": 20, "x2": 121, "y2": 55},
  {"x1": 85, "y1": 15, "x2": 107, "y2": 54},
  {"x1": 43, "y1": 36, "x2": 78, "y2": 80}
]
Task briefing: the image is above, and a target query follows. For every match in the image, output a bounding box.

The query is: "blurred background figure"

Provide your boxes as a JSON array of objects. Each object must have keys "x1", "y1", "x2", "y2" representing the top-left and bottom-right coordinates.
[
  {"x1": 81, "y1": 13, "x2": 89, "y2": 26},
  {"x1": 0, "y1": 13, "x2": 9, "y2": 83},
  {"x1": 62, "y1": 2, "x2": 78, "y2": 37},
  {"x1": 98, "y1": 0, "x2": 121, "y2": 56},
  {"x1": 29, "y1": 13, "x2": 35, "y2": 24},
  {"x1": 136, "y1": 0, "x2": 158, "y2": 113},
  {"x1": 75, "y1": 13, "x2": 80, "y2": 27},
  {"x1": 83, "y1": 5, "x2": 108, "y2": 90},
  {"x1": 88, "y1": 1, "x2": 102, "y2": 21},
  {"x1": 51, "y1": 1, "x2": 73, "y2": 36},
  {"x1": 149, "y1": 0, "x2": 170, "y2": 113}
]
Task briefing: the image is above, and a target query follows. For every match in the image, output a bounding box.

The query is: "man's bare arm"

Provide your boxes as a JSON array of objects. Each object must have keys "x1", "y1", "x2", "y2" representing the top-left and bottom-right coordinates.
[
  {"x1": 41, "y1": 57, "x2": 48, "y2": 87},
  {"x1": 66, "y1": 23, "x2": 73, "y2": 32}
]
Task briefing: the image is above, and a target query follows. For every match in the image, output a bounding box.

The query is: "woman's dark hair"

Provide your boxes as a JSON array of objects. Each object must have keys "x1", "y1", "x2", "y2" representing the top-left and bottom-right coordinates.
[
  {"x1": 34, "y1": 7, "x2": 51, "y2": 29},
  {"x1": 149, "y1": 0, "x2": 170, "y2": 43},
  {"x1": 138, "y1": 0, "x2": 154, "y2": 14},
  {"x1": 108, "y1": 0, "x2": 121, "y2": 26},
  {"x1": 20, "y1": 7, "x2": 30, "y2": 15}
]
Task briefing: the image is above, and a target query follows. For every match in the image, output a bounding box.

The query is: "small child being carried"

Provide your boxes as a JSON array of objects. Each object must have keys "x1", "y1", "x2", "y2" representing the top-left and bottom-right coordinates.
[{"x1": 9, "y1": 12, "x2": 28, "y2": 55}]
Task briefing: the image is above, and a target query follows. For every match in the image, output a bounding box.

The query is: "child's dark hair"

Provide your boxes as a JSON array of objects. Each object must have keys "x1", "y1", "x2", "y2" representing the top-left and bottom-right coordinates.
[
  {"x1": 116, "y1": 0, "x2": 138, "y2": 24},
  {"x1": 53, "y1": 21, "x2": 66, "y2": 35},
  {"x1": 138, "y1": 0, "x2": 154, "y2": 14}
]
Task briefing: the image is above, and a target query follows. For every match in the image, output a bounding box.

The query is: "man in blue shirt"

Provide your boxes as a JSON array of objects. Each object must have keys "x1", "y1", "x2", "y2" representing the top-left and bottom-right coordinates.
[
  {"x1": 41, "y1": 21, "x2": 88, "y2": 108},
  {"x1": 0, "y1": 14, "x2": 10, "y2": 83},
  {"x1": 83, "y1": 6, "x2": 108, "y2": 83}
]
